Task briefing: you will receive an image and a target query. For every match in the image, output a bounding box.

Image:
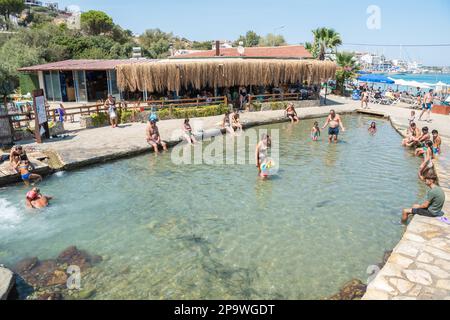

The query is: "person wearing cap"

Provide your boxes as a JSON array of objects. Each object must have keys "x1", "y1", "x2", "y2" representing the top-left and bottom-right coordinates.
[
  {"x1": 25, "y1": 187, "x2": 53, "y2": 209},
  {"x1": 146, "y1": 119, "x2": 167, "y2": 154}
]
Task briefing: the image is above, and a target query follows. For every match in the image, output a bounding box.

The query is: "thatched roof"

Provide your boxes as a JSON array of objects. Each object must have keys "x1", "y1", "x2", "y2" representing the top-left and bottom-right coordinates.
[{"x1": 116, "y1": 59, "x2": 336, "y2": 93}]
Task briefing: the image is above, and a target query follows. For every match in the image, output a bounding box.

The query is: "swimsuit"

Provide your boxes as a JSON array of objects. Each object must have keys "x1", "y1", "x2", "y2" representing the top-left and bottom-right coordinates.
[{"x1": 328, "y1": 127, "x2": 339, "y2": 136}]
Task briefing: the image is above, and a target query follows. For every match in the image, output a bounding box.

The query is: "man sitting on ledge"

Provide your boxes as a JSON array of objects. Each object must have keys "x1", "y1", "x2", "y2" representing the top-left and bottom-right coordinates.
[{"x1": 402, "y1": 173, "x2": 445, "y2": 224}]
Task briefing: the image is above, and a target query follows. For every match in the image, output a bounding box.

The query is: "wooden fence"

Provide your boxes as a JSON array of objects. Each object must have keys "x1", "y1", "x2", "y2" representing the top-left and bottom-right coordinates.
[{"x1": 7, "y1": 92, "x2": 319, "y2": 130}]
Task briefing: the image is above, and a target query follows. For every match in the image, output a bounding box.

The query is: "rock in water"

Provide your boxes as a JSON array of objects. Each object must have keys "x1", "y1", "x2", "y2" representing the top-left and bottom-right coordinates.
[
  {"x1": 57, "y1": 246, "x2": 102, "y2": 271},
  {"x1": 328, "y1": 279, "x2": 367, "y2": 300},
  {"x1": 0, "y1": 266, "x2": 16, "y2": 300}
]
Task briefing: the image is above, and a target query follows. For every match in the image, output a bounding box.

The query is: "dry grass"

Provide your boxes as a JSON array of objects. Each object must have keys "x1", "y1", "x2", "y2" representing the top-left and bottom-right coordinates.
[{"x1": 116, "y1": 59, "x2": 336, "y2": 92}]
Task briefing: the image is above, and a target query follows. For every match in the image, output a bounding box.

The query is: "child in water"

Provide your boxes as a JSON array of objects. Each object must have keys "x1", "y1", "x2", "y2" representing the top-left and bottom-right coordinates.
[
  {"x1": 368, "y1": 122, "x2": 377, "y2": 135},
  {"x1": 311, "y1": 121, "x2": 321, "y2": 141}
]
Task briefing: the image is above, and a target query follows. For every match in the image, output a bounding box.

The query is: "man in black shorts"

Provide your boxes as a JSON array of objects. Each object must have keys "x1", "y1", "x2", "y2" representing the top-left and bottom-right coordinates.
[{"x1": 402, "y1": 173, "x2": 445, "y2": 224}]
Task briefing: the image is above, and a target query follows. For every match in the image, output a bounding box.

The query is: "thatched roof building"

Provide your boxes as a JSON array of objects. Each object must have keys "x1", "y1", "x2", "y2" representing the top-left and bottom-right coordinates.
[{"x1": 116, "y1": 59, "x2": 336, "y2": 93}]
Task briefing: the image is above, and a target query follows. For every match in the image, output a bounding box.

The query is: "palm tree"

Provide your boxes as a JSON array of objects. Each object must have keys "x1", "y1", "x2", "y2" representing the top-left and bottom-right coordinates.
[
  {"x1": 335, "y1": 52, "x2": 359, "y2": 95},
  {"x1": 310, "y1": 28, "x2": 342, "y2": 60}
]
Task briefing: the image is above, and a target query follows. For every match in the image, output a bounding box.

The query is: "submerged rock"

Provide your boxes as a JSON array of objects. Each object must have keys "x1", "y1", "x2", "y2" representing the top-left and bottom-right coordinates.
[
  {"x1": 0, "y1": 266, "x2": 16, "y2": 300},
  {"x1": 13, "y1": 246, "x2": 103, "y2": 300},
  {"x1": 328, "y1": 279, "x2": 367, "y2": 300},
  {"x1": 57, "y1": 246, "x2": 102, "y2": 271},
  {"x1": 379, "y1": 250, "x2": 393, "y2": 269}
]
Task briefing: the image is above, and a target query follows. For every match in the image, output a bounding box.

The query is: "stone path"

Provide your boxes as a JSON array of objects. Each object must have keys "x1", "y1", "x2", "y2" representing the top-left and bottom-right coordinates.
[{"x1": 362, "y1": 112, "x2": 450, "y2": 300}]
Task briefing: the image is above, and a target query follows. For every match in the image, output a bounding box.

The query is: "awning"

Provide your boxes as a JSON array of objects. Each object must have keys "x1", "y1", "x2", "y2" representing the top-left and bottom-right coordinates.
[{"x1": 357, "y1": 74, "x2": 395, "y2": 84}]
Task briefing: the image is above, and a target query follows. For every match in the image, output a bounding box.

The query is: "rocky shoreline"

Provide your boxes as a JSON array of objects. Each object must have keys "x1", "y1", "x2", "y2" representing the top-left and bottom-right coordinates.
[{"x1": 4, "y1": 246, "x2": 102, "y2": 300}]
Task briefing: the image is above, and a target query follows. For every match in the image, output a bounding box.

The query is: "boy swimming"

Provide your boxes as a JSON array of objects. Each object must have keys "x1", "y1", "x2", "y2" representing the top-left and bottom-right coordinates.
[{"x1": 311, "y1": 121, "x2": 321, "y2": 141}]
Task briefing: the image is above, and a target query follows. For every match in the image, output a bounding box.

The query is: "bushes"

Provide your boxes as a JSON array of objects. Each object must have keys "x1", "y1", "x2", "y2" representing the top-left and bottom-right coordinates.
[
  {"x1": 84, "y1": 104, "x2": 229, "y2": 127},
  {"x1": 269, "y1": 102, "x2": 288, "y2": 110},
  {"x1": 157, "y1": 104, "x2": 228, "y2": 120},
  {"x1": 90, "y1": 112, "x2": 108, "y2": 127}
]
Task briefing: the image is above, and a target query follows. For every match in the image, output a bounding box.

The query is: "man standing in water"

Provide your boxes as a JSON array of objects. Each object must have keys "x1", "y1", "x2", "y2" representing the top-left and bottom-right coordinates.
[{"x1": 322, "y1": 110, "x2": 345, "y2": 143}]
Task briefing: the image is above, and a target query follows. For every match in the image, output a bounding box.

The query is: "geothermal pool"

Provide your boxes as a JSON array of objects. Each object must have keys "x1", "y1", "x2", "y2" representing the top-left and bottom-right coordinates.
[{"x1": 0, "y1": 115, "x2": 425, "y2": 299}]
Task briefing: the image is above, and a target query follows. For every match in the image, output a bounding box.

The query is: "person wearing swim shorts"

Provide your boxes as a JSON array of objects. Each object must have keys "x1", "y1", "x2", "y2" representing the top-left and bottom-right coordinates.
[
  {"x1": 418, "y1": 89, "x2": 433, "y2": 123},
  {"x1": 402, "y1": 173, "x2": 445, "y2": 224},
  {"x1": 15, "y1": 159, "x2": 42, "y2": 186},
  {"x1": 146, "y1": 120, "x2": 168, "y2": 154},
  {"x1": 402, "y1": 122, "x2": 420, "y2": 147},
  {"x1": 322, "y1": 109, "x2": 345, "y2": 143},
  {"x1": 408, "y1": 126, "x2": 430, "y2": 149},
  {"x1": 25, "y1": 187, "x2": 53, "y2": 209},
  {"x1": 432, "y1": 130, "x2": 441, "y2": 155}
]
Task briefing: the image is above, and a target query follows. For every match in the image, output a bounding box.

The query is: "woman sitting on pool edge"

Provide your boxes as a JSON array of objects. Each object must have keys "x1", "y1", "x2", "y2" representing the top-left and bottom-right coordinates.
[
  {"x1": 285, "y1": 103, "x2": 299, "y2": 123},
  {"x1": 26, "y1": 187, "x2": 53, "y2": 209},
  {"x1": 222, "y1": 111, "x2": 235, "y2": 135},
  {"x1": 15, "y1": 159, "x2": 42, "y2": 186},
  {"x1": 231, "y1": 111, "x2": 243, "y2": 132},
  {"x1": 255, "y1": 134, "x2": 271, "y2": 178},
  {"x1": 146, "y1": 119, "x2": 168, "y2": 154},
  {"x1": 183, "y1": 118, "x2": 197, "y2": 144}
]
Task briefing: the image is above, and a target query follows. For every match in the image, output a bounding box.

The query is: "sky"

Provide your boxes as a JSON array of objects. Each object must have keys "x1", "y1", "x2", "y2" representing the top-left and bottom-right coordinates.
[{"x1": 58, "y1": 0, "x2": 450, "y2": 66}]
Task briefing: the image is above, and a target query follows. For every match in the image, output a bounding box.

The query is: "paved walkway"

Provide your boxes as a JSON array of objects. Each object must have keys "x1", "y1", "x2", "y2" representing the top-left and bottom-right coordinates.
[{"x1": 361, "y1": 104, "x2": 450, "y2": 300}]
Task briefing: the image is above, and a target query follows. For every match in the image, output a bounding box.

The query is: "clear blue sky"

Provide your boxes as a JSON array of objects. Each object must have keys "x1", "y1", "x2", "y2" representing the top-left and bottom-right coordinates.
[{"x1": 58, "y1": 0, "x2": 450, "y2": 66}]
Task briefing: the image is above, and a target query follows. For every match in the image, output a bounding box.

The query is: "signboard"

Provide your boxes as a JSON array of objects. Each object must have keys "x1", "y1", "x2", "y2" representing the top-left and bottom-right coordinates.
[
  {"x1": 33, "y1": 89, "x2": 49, "y2": 143},
  {"x1": 35, "y1": 95, "x2": 47, "y2": 124}
]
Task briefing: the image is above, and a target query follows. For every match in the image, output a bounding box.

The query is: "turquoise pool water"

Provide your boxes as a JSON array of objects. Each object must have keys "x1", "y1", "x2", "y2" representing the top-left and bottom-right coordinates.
[{"x1": 0, "y1": 115, "x2": 425, "y2": 299}]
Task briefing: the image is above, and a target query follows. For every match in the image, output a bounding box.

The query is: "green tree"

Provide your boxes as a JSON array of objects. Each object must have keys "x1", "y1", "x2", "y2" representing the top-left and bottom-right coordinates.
[
  {"x1": 335, "y1": 52, "x2": 359, "y2": 95},
  {"x1": 0, "y1": 0, "x2": 25, "y2": 29},
  {"x1": 234, "y1": 30, "x2": 261, "y2": 47},
  {"x1": 309, "y1": 27, "x2": 342, "y2": 60},
  {"x1": 259, "y1": 33, "x2": 286, "y2": 47},
  {"x1": 191, "y1": 41, "x2": 212, "y2": 50},
  {"x1": 139, "y1": 28, "x2": 173, "y2": 58},
  {"x1": 0, "y1": 37, "x2": 42, "y2": 101},
  {"x1": 80, "y1": 10, "x2": 114, "y2": 35}
]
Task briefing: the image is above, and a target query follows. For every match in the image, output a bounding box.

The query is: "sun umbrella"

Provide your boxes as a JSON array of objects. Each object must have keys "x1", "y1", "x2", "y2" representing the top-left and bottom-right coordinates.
[{"x1": 357, "y1": 74, "x2": 395, "y2": 84}]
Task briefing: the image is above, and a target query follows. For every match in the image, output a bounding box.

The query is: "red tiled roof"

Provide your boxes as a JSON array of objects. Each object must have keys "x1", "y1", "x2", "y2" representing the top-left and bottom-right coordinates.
[
  {"x1": 171, "y1": 45, "x2": 313, "y2": 59},
  {"x1": 18, "y1": 59, "x2": 157, "y2": 72}
]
